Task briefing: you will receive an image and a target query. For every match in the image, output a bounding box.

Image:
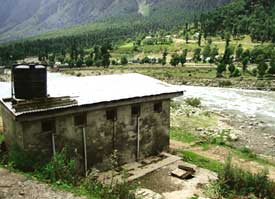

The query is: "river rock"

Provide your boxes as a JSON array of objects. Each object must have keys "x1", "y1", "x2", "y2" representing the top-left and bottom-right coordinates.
[
  {"x1": 196, "y1": 128, "x2": 204, "y2": 132},
  {"x1": 229, "y1": 133, "x2": 239, "y2": 141}
]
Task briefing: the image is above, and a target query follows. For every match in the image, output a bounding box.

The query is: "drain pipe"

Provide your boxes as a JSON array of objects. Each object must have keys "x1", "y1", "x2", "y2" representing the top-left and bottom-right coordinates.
[
  {"x1": 51, "y1": 132, "x2": 56, "y2": 156},
  {"x1": 82, "y1": 127, "x2": 88, "y2": 176},
  {"x1": 136, "y1": 116, "x2": 140, "y2": 161}
]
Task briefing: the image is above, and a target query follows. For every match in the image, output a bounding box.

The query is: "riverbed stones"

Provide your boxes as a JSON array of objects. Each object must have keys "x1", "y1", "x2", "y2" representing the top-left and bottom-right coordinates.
[{"x1": 228, "y1": 133, "x2": 239, "y2": 141}]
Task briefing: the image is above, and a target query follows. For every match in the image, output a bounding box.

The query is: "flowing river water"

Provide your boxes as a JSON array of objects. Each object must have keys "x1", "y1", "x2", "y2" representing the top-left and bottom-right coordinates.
[{"x1": 1, "y1": 73, "x2": 275, "y2": 155}]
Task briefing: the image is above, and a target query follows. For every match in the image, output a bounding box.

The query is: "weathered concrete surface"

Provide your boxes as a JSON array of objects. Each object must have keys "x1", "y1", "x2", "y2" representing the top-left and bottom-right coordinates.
[
  {"x1": 0, "y1": 168, "x2": 86, "y2": 199},
  {"x1": 1, "y1": 99, "x2": 171, "y2": 171},
  {"x1": 98, "y1": 153, "x2": 181, "y2": 184},
  {"x1": 136, "y1": 161, "x2": 218, "y2": 199}
]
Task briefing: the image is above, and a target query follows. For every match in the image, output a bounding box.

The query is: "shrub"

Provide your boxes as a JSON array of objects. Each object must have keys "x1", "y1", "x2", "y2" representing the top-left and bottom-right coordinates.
[
  {"x1": 216, "y1": 157, "x2": 275, "y2": 198},
  {"x1": 39, "y1": 148, "x2": 78, "y2": 184},
  {"x1": 184, "y1": 97, "x2": 201, "y2": 107},
  {"x1": 8, "y1": 144, "x2": 46, "y2": 172},
  {"x1": 0, "y1": 134, "x2": 4, "y2": 145}
]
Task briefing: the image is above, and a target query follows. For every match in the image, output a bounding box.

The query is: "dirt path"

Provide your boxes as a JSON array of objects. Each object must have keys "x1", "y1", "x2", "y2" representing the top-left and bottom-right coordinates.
[
  {"x1": 0, "y1": 168, "x2": 86, "y2": 199},
  {"x1": 170, "y1": 140, "x2": 275, "y2": 181}
]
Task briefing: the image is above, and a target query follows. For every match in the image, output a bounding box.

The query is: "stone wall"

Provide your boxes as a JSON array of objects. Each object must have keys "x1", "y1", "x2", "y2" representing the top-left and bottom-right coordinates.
[{"x1": 2, "y1": 99, "x2": 171, "y2": 170}]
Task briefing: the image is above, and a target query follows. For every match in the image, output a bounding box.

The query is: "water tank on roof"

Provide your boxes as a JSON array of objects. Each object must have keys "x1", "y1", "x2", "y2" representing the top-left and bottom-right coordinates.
[{"x1": 12, "y1": 64, "x2": 47, "y2": 100}]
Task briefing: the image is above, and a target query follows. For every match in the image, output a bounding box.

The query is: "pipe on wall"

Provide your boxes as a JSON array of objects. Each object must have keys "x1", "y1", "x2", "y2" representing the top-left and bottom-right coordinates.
[
  {"x1": 82, "y1": 127, "x2": 88, "y2": 176},
  {"x1": 136, "y1": 116, "x2": 140, "y2": 161},
  {"x1": 51, "y1": 132, "x2": 56, "y2": 156}
]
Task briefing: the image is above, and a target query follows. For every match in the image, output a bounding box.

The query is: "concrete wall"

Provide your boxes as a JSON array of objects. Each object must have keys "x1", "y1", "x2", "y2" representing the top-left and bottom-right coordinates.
[
  {"x1": 1, "y1": 106, "x2": 24, "y2": 148},
  {"x1": 1, "y1": 99, "x2": 171, "y2": 170}
]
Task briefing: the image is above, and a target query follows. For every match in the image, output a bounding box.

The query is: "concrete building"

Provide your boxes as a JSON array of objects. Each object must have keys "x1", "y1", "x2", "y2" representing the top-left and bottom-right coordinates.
[{"x1": 0, "y1": 71, "x2": 183, "y2": 171}]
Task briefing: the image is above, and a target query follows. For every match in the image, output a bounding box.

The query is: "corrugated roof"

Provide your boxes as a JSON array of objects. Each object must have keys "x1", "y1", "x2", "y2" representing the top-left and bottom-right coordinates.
[{"x1": 1, "y1": 73, "x2": 183, "y2": 116}]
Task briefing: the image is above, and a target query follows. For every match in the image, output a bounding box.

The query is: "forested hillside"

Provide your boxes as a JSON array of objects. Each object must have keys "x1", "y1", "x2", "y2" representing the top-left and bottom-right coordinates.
[
  {"x1": 0, "y1": 0, "x2": 230, "y2": 42},
  {"x1": 0, "y1": 0, "x2": 231, "y2": 65},
  {"x1": 200, "y1": 0, "x2": 275, "y2": 42}
]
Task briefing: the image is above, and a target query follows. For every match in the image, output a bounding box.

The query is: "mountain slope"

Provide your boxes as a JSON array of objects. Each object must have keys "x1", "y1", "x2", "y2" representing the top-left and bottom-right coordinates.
[
  {"x1": 0, "y1": 0, "x2": 231, "y2": 42},
  {"x1": 201, "y1": 0, "x2": 275, "y2": 42}
]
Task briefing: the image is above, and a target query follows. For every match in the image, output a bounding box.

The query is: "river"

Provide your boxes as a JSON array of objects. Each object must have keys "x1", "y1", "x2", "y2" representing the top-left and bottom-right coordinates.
[{"x1": 178, "y1": 85, "x2": 275, "y2": 129}]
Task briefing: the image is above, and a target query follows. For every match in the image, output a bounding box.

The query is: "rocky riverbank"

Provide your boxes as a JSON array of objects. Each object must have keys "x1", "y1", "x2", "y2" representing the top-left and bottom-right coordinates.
[
  {"x1": 171, "y1": 99, "x2": 275, "y2": 159},
  {"x1": 160, "y1": 77, "x2": 275, "y2": 91}
]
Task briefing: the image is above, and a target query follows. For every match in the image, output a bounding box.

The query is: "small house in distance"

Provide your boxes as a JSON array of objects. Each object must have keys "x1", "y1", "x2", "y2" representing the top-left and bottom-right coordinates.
[{"x1": 0, "y1": 65, "x2": 183, "y2": 171}]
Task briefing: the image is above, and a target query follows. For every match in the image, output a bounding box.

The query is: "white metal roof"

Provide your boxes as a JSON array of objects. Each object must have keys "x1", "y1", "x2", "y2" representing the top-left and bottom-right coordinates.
[{"x1": 1, "y1": 73, "x2": 183, "y2": 116}]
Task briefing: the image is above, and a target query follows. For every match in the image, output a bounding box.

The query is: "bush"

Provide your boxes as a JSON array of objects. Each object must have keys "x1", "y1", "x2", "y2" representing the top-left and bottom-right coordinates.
[
  {"x1": 184, "y1": 97, "x2": 201, "y2": 107},
  {"x1": 216, "y1": 157, "x2": 275, "y2": 198},
  {"x1": 38, "y1": 148, "x2": 78, "y2": 184},
  {"x1": 218, "y1": 80, "x2": 232, "y2": 87},
  {"x1": 0, "y1": 134, "x2": 4, "y2": 145},
  {"x1": 8, "y1": 144, "x2": 46, "y2": 172}
]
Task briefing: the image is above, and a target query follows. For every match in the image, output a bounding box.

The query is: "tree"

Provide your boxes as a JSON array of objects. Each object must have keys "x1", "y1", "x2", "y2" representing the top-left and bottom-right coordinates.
[
  {"x1": 241, "y1": 57, "x2": 249, "y2": 73},
  {"x1": 235, "y1": 44, "x2": 244, "y2": 61},
  {"x1": 210, "y1": 46, "x2": 219, "y2": 63},
  {"x1": 185, "y1": 32, "x2": 190, "y2": 44},
  {"x1": 76, "y1": 57, "x2": 83, "y2": 67},
  {"x1": 216, "y1": 62, "x2": 226, "y2": 77},
  {"x1": 198, "y1": 32, "x2": 202, "y2": 46},
  {"x1": 170, "y1": 53, "x2": 180, "y2": 67},
  {"x1": 161, "y1": 49, "x2": 168, "y2": 65},
  {"x1": 179, "y1": 49, "x2": 188, "y2": 66},
  {"x1": 120, "y1": 56, "x2": 128, "y2": 65},
  {"x1": 228, "y1": 63, "x2": 236, "y2": 77},
  {"x1": 256, "y1": 55, "x2": 268, "y2": 78},
  {"x1": 56, "y1": 55, "x2": 65, "y2": 63},
  {"x1": 85, "y1": 57, "x2": 93, "y2": 67},
  {"x1": 268, "y1": 57, "x2": 275, "y2": 74},
  {"x1": 101, "y1": 45, "x2": 111, "y2": 68},
  {"x1": 202, "y1": 44, "x2": 211, "y2": 62},
  {"x1": 223, "y1": 46, "x2": 234, "y2": 65},
  {"x1": 193, "y1": 48, "x2": 201, "y2": 63},
  {"x1": 225, "y1": 32, "x2": 231, "y2": 48}
]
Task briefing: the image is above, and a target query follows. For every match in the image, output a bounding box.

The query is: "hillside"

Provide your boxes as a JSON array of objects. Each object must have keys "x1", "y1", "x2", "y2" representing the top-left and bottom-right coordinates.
[
  {"x1": 201, "y1": 0, "x2": 275, "y2": 42},
  {"x1": 0, "y1": 0, "x2": 231, "y2": 42}
]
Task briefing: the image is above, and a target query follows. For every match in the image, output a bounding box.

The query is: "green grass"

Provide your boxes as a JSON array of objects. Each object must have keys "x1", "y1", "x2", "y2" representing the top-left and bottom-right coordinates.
[
  {"x1": 170, "y1": 127, "x2": 199, "y2": 143},
  {"x1": 232, "y1": 147, "x2": 275, "y2": 168},
  {"x1": 180, "y1": 150, "x2": 223, "y2": 173}
]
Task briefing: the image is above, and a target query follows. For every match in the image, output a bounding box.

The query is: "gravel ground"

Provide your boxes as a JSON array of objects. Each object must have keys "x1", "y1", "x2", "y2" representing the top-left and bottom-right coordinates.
[{"x1": 0, "y1": 168, "x2": 86, "y2": 199}]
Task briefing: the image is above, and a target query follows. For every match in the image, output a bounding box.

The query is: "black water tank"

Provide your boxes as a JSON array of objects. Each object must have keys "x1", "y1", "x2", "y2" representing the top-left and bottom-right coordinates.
[{"x1": 12, "y1": 64, "x2": 47, "y2": 99}]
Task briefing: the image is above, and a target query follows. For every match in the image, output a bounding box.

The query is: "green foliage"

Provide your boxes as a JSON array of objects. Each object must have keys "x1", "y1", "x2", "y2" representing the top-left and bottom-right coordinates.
[
  {"x1": 209, "y1": 46, "x2": 219, "y2": 63},
  {"x1": 8, "y1": 144, "x2": 47, "y2": 172},
  {"x1": 170, "y1": 53, "x2": 180, "y2": 67},
  {"x1": 228, "y1": 63, "x2": 235, "y2": 76},
  {"x1": 179, "y1": 49, "x2": 188, "y2": 66},
  {"x1": 193, "y1": 48, "x2": 201, "y2": 63},
  {"x1": 120, "y1": 56, "x2": 128, "y2": 65},
  {"x1": 184, "y1": 97, "x2": 201, "y2": 107},
  {"x1": 85, "y1": 56, "x2": 94, "y2": 66},
  {"x1": 257, "y1": 60, "x2": 268, "y2": 78},
  {"x1": 216, "y1": 62, "x2": 226, "y2": 77},
  {"x1": 216, "y1": 157, "x2": 275, "y2": 198},
  {"x1": 202, "y1": 44, "x2": 211, "y2": 62},
  {"x1": 170, "y1": 127, "x2": 199, "y2": 144},
  {"x1": 235, "y1": 44, "x2": 244, "y2": 61},
  {"x1": 38, "y1": 148, "x2": 78, "y2": 184},
  {"x1": 181, "y1": 150, "x2": 223, "y2": 173},
  {"x1": 201, "y1": 0, "x2": 275, "y2": 43},
  {"x1": 268, "y1": 57, "x2": 275, "y2": 75},
  {"x1": 0, "y1": 134, "x2": 4, "y2": 145}
]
